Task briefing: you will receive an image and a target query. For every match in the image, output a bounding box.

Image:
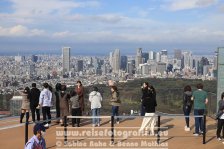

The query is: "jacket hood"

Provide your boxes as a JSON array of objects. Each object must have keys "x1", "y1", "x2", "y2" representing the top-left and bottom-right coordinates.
[{"x1": 184, "y1": 91, "x2": 192, "y2": 96}]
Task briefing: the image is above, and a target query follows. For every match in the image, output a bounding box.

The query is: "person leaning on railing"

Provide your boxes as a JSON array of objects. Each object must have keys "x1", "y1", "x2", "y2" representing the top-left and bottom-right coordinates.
[
  {"x1": 183, "y1": 85, "x2": 193, "y2": 131},
  {"x1": 216, "y1": 92, "x2": 224, "y2": 141},
  {"x1": 110, "y1": 85, "x2": 121, "y2": 124},
  {"x1": 191, "y1": 83, "x2": 208, "y2": 136}
]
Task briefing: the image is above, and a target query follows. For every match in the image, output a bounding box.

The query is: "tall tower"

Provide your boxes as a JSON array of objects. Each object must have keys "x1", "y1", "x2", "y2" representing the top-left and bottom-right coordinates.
[
  {"x1": 135, "y1": 48, "x2": 142, "y2": 68},
  {"x1": 62, "y1": 47, "x2": 71, "y2": 74},
  {"x1": 113, "y1": 49, "x2": 120, "y2": 73}
]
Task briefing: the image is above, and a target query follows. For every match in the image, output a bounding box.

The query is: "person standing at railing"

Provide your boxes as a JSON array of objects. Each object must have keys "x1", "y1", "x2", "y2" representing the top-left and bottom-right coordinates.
[
  {"x1": 183, "y1": 85, "x2": 193, "y2": 131},
  {"x1": 139, "y1": 82, "x2": 157, "y2": 135},
  {"x1": 89, "y1": 86, "x2": 102, "y2": 127},
  {"x1": 75, "y1": 81, "x2": 85, "y2": 115},
  {"x1": 55, "y1": 83, "x2": 62, "y2": 123},
  {"x1": 20, "y1": 87, "x2": 31, "y2": 123},
  {"x1": 70, "y1": 90, "x2": 81, "y2": 127},
  {"x1": 39, "y1": 83, "x2": 52, "y2": 128},
  {"x1": 192, "y1": 83, "x2": 208, "y2": 136},
  {"x1": 216, "y1": 92, "x2": 224, "y2": 141},
  {"x1": 25, "y1": 123, "x2": 46, "y2": 149},
  {"x1": 30, "y1": 83, "x2": 41, "y2": 123},
  {"x1": 59, "y1": 85, "x2": 71, "y2": 126},
  {"x1": 110, "y1": 85, "x2": 121, "y2": 124}
]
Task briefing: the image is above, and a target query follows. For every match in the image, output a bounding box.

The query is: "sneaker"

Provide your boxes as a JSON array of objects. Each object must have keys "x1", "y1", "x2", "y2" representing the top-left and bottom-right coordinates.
[
  {"x1": 116, "y1": 121, "x2": 120, "y2": 124},
  {"x1": 97, "y1": 123, "x2": 100, "y2": 127},
  {"x1": 92, "y1": 124, "x2": 96, "y2": 127},
  {"x1": 44, "y1": 123, "x2": 49, "y2": 128},
  {"x1": 193, "y1": 133, "x2": 199, "y2": 136},
  {"x1": 217, "y1": 137, "x2": 222, "y2": 141},
  {"x1": 185, "y1": 127, "x2": 190, "y2": 131},
  {"x1": 109, "y1": 121, "x2": 111, "y2": 124}
]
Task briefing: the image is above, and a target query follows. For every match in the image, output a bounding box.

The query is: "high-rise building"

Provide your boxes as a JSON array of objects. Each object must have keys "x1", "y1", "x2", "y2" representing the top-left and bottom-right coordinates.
[
  {"x1": 120, "y1": 56, "x2": 127, "y2": 71},
  {"x1": 109, "y1": 52, "x2": 113, "y2": 67},
  {"x1": 135, "y1": 48, "x2": 143, "y2": 68},
  {"x1": 156, "y1": 52, "x2": 161, "y2": 62},
  {"x1": 183, "y1": 51, "x2": 192, "y2": 69},
  {"x1": 62, "y1": 47, "x2": 71, "y2": 74},
  {"x1": 149, "y1": 51, "x2": 156, "y2": 60},
  {"x1": 112, "y1": 49, "x2": 120, "y2": 73},
  {"x1": 127, "y1": 61, "x2": 134, "y2": 74},
  {"x1": 142, "y1": 52, "x2": 149, "y2": 63},
  {"x1": 161, "y1": 50, "x2": 168, "y2": 56},
  {"x1": 174, "y1": 49, "x2": 182, "y2": 60},
  {"x1": 77, "y1": 60, "x2": 83, "y2": 72}
]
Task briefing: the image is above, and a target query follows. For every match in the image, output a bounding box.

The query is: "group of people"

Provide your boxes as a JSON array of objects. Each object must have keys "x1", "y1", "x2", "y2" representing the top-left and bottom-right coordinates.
[{"x1": 182, "y1": 83, "x2": 224, "y2": 141}]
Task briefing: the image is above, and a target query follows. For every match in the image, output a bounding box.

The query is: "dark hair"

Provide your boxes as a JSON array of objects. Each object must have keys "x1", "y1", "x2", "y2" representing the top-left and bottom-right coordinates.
[
  {"x1": 184, "y1": 85, "x2": 192, "y2": 92},
  {"x1": 70, "y1": 90, "x2": 77, "y2": 97},
  {"x1": 143, "y1": 82, "x2": 149, "y2": 88},
  {"x1": 222, "y1": 92, "x2": 224, "y2": 100},
  {"x1": 43, "y1": 83, "x2": 49, "y2": 88},
  {"x1": 32, "y1": 83, "x2": 36, "y2": 88},
  {"x1": 77, "y1": 80, "x2": 82, "y2": 86},
  {"x1": 33, "y1": 123, "x2": 45, "y2": 135},
  {"x1": 196, "y1": 83, "x2": 203, "y2": 89},
  {"x1": 55, "y1": 83, "x2": 61, "y2": 91},
  {"x1": 111, "y1": 86, "x2": 118, "y2": 92},
  {"x1": 93, "y1": 86, "x2": 98, "y2": 92},
  {"x1": 149, "y1": 85, "x2": 156, "y2": 94},
  {"x1": 48, "y1": 85, "x2": 53, "y2": 92},
  {"x1": 24, "y1": 87, "x2": 30, "y2": 94},
  {"x1": 61, "y1": 85, "x2": 67, "y2": 91}
]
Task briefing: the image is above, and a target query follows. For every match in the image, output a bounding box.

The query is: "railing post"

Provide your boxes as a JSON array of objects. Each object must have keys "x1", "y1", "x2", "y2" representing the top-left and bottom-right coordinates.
[
  {"x1": 25, "y1": 120, "x2": 28, "y2": 145},
  {"x1": 64, "y1": 116, "x2": 67, "y2": 145},
  {"x1": 111, "y1": 116, "x2": 114, "y2": 144},
  {"x1": 157, "y1": 115, "x2": 161, "y2": 144},
  {"x1": 203, "y1": 114, "x2": 206, "y2": 144}
]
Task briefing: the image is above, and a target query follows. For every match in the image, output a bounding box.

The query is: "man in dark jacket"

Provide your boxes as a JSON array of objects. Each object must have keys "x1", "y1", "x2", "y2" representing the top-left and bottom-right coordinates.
[{"x1": 30, "y1": 83, "x2": 41, "y2": 122}]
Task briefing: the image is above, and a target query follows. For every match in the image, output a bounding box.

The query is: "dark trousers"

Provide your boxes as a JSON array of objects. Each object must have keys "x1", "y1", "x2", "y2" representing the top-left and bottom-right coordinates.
[
  {"x1": 141, "y1": 103, "x2": 145, "y2": 116},
  {"x1": 183, "y1": 106, "x2": 192, "y2": 127},
  {"x1": 217, "y1": 119, "x2": 224, "y2": 138},
  {"x1": 42, "y1": 106, "x2": 51, "y2": 124},
  {"x1": 30, "y1": 105, "x2": 40, "y2": 122},
  {"x1": 56, "y1": 101, "x2": 60, "y2": 118},
  {"x1": 72, "y1": 108, "x2": 81, "y2": 126},
  {"x1": 112, "y1": 106, "x2": 119, "y2": 122},
  {"x1": 194, "y1": 109, "x2": 205, "y2": 134}
]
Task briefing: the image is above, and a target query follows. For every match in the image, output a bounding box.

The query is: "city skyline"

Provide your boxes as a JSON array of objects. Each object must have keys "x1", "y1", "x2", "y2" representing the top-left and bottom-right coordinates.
[{"x1": 0, "y1": 0, "x2": 224, "y2": 54}]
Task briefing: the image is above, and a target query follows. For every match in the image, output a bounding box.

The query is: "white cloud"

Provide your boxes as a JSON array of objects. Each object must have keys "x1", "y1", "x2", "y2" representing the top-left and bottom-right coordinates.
[
  {"x1": 167, "y1": 0, "x2": 218, "y2": 11},
  {"x1": 0, "y1": 25, "x2": 45, "y2": 36}
]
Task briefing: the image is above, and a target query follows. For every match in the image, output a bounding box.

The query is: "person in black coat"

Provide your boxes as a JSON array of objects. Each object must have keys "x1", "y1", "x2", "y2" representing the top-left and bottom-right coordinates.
[
  {"x1": 30, "y1": 83, "x2": 41, "y2": 122},
  {"x1": 55, "y1": 83, "x2": 61, "y2": 123},
  {"x1": 139, "y1": 82, "x2": 157, "y2": 135}
]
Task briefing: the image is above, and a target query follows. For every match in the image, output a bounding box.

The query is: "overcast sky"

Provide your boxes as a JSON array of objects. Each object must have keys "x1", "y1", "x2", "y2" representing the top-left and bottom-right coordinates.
[{"x1": 0, "y1": 0, "x2": 224, "y2": 55}]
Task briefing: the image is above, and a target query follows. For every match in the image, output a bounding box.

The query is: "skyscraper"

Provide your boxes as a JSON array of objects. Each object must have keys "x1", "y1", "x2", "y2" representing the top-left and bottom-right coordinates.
[
  {"x1": 149, "y1": 51, "x2": 156, "y2": 60},
  {"x1": 77, "y1": 60, "x2": 84, "y2": 72},
  {"x1": 174, "y1": 49, "x2": 182, "y2": 60},
  {"x1": 112, "y1": 49, "x2": 120, "y2": 73},
  {"x1": 62, "y1": 47, "x2": 71, "y2": 74},
  {"x1": 120, "y1": 56, "x2": 127, "y2": 71},
  {"x1": 135, "y1": 48, "x2": 142, "y2": 68}
]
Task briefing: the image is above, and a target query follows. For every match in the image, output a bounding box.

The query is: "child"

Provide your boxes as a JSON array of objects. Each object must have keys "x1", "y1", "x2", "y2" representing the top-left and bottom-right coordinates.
[{"x1": 70, "y1": 90, "x2": 81, "y2": 127}]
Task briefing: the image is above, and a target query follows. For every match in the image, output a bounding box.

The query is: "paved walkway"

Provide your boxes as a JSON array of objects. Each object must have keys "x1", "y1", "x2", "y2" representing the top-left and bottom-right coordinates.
[{"x1": 0, "y1": 116, "x2": 223, "y2": 149}]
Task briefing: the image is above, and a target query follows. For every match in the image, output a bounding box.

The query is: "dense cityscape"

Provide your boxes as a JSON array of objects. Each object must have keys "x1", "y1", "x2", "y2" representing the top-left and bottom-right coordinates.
[{"x1": 0, "y1": 48, "x2": 218, "y2": 94}]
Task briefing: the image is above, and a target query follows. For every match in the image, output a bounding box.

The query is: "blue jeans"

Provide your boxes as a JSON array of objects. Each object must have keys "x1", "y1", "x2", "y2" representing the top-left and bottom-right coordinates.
[
  {"x1": 194, "y1": 109, "x2": 205, "y2": 134},
  {"x1": 141, "y1": 103, "x2": 145, "y2": 116},
  {"x1": 183, "y1": 106, "x2": 192, "y2": 127},
  {"x1": 92, "y1": 108, "x2": 100, "y2": 125},
  {"x1": 112, "y1": 106, "x2": 119, "y2": 122}
]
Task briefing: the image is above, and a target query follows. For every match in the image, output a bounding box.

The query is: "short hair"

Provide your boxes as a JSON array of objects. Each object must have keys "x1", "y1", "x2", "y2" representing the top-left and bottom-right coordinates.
[
  {"x1": 196, "y1": 83, "x2": 203, "y2": 89},
  {"x1": 43, "y1": 83, "x2": 49, "y2": 88},
  {"x1": 55, "y1": 83, "x2": 61, "y2": 91},
  {"x1": 61, "y1": 85, "x2": 67, "y2": 91},
  {"x1": 93, "y1": 86, "x2": 98, "y2": 92},
  {"x1": 33, "y1": 123, "x2": 45, "y2": 135},
  {"x1": 32, "y1": 83, "x2": 36, "y2": 88},
  {"x1": 221, "y1": 92, "x2": 224, "y2": 100},
  {"x1": 24, "y1": 87, "x2": 30, "y2": 94},
  {"x1": 184, "y1": 85, "x2": 192, "y2": 92}
]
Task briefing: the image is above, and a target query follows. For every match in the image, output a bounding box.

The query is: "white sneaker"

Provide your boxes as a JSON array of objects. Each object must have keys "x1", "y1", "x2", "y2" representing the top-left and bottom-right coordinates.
[
  {"x1": 116, "y1": 121, "x2": 120, "y2": 124},
  {"x1": 193, "y1": 133, "x2": 199, "y2": 136},
  {"x1": 185, "y1": 126, "x2": 190, "y2": 131},
  {"x1": 217, "y1": 138, "x2": 222, "y2": 141},
  {"x1": 92, "y1": 124, "x2": 96, "y2": 127},
  {"x1": 97, "y1": 123, "x2": 100, "y2": 127},
  {"x1": 44, "y1": 123, "x2": 49, "y2": 127}
]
